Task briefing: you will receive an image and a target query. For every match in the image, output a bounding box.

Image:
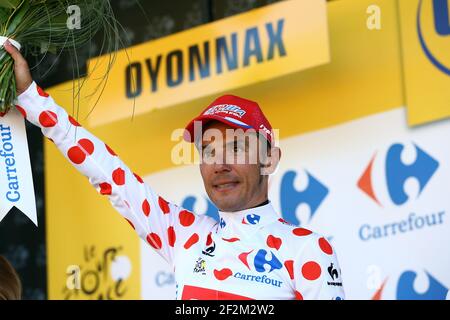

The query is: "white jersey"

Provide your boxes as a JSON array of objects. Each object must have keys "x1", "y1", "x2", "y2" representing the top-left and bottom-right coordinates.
[{"x1": 17, "y1": 82, "x2": 345, "y2": 300}]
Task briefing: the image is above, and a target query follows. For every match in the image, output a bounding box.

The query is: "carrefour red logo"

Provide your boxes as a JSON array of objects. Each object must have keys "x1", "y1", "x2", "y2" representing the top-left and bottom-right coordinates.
[{"x1": 358, "y1": 143, "x2": 439, "y2": 206}]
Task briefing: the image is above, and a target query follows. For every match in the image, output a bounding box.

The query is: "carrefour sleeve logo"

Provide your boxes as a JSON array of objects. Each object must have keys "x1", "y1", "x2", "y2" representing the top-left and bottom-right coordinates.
[{"x1": 417, "y1": 0, "x2": 450, "y2": 75}]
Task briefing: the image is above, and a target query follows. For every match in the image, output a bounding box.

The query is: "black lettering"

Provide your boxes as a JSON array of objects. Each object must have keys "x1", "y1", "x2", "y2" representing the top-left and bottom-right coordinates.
[
  {"x1": 145, "y1": 55, "x2": 162, "y2": 92},
  {"x1": 216, "y1": 33, "x2": 238, "y2": 74},
  {"x1": 266, "y1": 19, "x2": 286, "y2": 60},
  {"x1": 243, "y1": 27, "x2": 263, "y2": 67},
  {"x1": 166, "y1": 50, "x2": 184, "y2": 87},
  {"x1": 125, "y1": 62, "x2": 142, "y2": 98},
  {"x1": 189, "y1": 42, "x2": 211, "y2": 81}
]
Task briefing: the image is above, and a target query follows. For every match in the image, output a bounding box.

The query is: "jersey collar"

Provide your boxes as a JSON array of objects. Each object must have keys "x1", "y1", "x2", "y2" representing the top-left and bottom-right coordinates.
[{"x1": 216, "y1": 202, "x2": 279, "y2": 238}]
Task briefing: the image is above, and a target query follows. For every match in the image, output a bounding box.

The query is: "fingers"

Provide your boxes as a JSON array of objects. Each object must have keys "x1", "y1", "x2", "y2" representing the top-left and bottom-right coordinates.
[
  {"x1": 3, "y1": 40, "x2": 33, "y2": 95},
  {"x1": 3, "y1": 40, "x2": 25, "y2": 64}
]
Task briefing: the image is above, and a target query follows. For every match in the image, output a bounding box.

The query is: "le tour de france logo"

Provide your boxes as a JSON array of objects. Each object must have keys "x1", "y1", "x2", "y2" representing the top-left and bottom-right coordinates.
[{"x1": 417, "y1": 0, "x2": 450, "y2": 75}]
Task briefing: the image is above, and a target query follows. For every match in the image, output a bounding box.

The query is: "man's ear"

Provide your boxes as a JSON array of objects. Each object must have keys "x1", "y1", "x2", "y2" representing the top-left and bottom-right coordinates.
[{"x1": 260, "y1": 146, "x2": 281, "y2": 175}]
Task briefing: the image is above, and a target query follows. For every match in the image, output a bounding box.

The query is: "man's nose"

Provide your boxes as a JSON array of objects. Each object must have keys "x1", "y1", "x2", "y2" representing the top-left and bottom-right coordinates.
[{"x1": 214, "y1": 162, "x2": 232, "y2": 174}]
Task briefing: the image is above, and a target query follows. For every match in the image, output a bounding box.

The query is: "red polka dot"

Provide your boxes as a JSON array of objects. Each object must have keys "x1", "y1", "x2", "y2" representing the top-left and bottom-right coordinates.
[
  {"x1": 0, "y1": 111, "x2": 6, "y2": 117},
  {"x1": 142, "y1": 199, "x2": 150, "y2": 216},
  {"x1": 168, "y1": 226, "x2": 176, "y2": 247},
  {"x1": 179, "y1": 210, "x2": 195, "y2": 227},
  {"x1": 68, "y1": 116, "x2": 81, "y2": 126},
  {"x1": 214, "y1": 268, "x2": 233, "y2": 281},
  {"x1": 222, "y1": 237, "x2": 240, "y2": 242},
  {"x1": 184, "y1": 233, "x2": 199, "y2": 249},
  {"x1": 125, "y1": 218, "x2": 135, "y2": 229},
  {"x1": 284, "y1": 260, "x2": 294, "y2": 280},
  {"x1": 318, "y1": 237, "x2": 333, "y2": 255},
  {"x1": 159, "y1": 197, "x2": 170, "y2": 214},
  {"x1": 99, "y1": 182, "x2": 112, "y2": 195},
  {"x1": 78, "y1": 139, "x2": 94, "y2": 155},
  {"x1": 105, "y1": 144, "x2": 117, "y2": 156},
  {"x1": 15, "y1": 105, "x2": 27, "y2": 118},
  {"x1": 39, "y1": 111, "x2": 58, "y2": 127},
  {"x1": 112, "y1": 168, "x2": 126, "y2": 185},
  {"x1": 206, "y1": 232, "x2": 213, "y2": 246},
  {"x1": 266, "y1": 235, "x2": 282, "y2": 250},
  {"x1": 293, "y1": 228, "x2": 313, "y2": 237},
  {"x1": 133, "y1": 173, "x2": 143, "y2": 183},
  {"x1": 302, "y1": 261, "x2": 322, "y2": 281},
  {"x1": 295, "y1": 291, "x2": 304, "y2": 300},
  {"x1": 36, "y1": 85, "x2": 49, "y2": 97},
  {"x1": 146, "y1": 233, "x2": 162, "y2": 249},
  {"x1": 67, "y1": 139, "x2": 94, "y2": 164},
  {"x1": 67, "y1": 146, "x2": 85, "y2": 164}
]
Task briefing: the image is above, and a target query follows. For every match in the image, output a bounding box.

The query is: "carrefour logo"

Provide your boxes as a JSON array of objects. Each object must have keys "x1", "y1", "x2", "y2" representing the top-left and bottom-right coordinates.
[
  {"x1": 280, "y1": 170, "x2": 329, "y2": 226},
  {"x1": 357, "y1": 142, "x2": 444, "y2": 242},
  {"x1": 358, "y1": 143, "x2": 439, "y2": 206},
  {"x1": 213, "y1": 249, "x2": 284, "y2": 288},
  {"x1": 242, "y1": 214, "x2": 260, "y2": 225},
  {"x1": 373, "y1": 269, "x2": 449, "y2": 300},
  {"x1": 238, "y1": 249, "x2": 283, "y2": 274},
  {"x1": 417, "y1": 0, "x2": 450, "y2": 75}
]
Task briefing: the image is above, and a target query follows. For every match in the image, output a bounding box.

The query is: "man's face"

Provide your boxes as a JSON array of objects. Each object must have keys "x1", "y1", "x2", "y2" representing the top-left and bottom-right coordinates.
[{"x1": 198, "y1": 121, "x2": 276, "y2": 212}]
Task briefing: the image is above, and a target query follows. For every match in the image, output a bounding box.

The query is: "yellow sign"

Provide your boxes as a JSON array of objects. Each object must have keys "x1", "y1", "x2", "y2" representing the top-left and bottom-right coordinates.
[
  {"x1": 399, "y1": 0, "x2": 450, "y2": 125},
  {"x1": 86, "y1": 0, "x2": 330, "y2": 127}
]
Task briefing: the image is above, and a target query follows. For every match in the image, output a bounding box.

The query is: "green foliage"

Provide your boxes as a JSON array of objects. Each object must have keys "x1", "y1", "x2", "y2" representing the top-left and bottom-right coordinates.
[{"x1": 0, "y1": 0, "x2": 120, "y2": 112}]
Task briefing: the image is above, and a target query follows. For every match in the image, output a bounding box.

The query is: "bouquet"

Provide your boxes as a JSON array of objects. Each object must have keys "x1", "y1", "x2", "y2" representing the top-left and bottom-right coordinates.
[
  {"x1": 0, "y1": 0, "x2": 120, "y2": 113},
  {"x1": 0, "y1": 0, "x2": 122, "y2": 226}
]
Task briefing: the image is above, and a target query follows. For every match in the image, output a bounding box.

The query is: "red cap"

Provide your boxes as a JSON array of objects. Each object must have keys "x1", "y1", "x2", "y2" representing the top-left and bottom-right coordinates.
[{"x1": 184, "y1": 94, "x2": 274, "y2": 145}]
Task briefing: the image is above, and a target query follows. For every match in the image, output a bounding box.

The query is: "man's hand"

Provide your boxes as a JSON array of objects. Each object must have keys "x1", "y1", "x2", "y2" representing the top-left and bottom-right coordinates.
[{"x1": 3, "y1": 40, "x2": 33, "y2": 95}]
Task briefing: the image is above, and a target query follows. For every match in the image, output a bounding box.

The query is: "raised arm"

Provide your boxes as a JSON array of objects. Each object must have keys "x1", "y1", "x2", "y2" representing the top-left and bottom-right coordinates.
[{"x1": 3, "y1": 40, "x2": 216, "y2": 267}]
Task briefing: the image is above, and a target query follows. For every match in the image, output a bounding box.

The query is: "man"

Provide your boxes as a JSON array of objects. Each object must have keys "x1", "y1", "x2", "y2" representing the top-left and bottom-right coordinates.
[{"x1": 3, "y1": 40, "x2": 345, "y2": 300}]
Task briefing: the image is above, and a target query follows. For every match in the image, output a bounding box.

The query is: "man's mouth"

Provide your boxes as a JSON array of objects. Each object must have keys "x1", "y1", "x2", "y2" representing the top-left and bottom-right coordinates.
[{"x1": 213, "y1": 181, "x2": 240, "y2": 192}]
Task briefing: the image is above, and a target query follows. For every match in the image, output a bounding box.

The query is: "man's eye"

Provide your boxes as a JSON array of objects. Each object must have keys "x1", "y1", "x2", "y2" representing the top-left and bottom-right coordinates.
[
  {"x1": 203, "y1": 147, "x2": 215, "y2": 158},
  {"x1": 233, "y1": 143, "x2": 245, "y2": 153}
]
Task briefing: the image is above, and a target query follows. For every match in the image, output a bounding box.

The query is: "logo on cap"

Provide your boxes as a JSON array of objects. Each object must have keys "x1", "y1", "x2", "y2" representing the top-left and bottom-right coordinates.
[{"x1": 204, "y1": 104, "x2": 247, "y2": 118}]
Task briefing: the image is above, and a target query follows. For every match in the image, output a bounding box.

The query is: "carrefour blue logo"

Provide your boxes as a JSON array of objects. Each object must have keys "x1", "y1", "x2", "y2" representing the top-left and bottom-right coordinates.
[
  {"x1": 280, "y1": 170, "x2": 329, "y2": 225},
  {"x1": 397, "y1": 270, "x2": 449, "y2": 299},
  {"x1": 254, "y1": 249, "x2": 282, "y2": 273},
  {"x1": 373, "y1": 270, "x2": 449, "y2": 299},
  {"x1": 242, "y1": 214, "x2": 260, "y2": 225},
  {"x1": 417, "y1": 0, "x2": 450, "y2": 75},
  {"x1": 386, "y1": 144, "x2": 439, "y2": 205},
  {"x1": 358, "y1": 143, "x2": 439, "y2": 206}
]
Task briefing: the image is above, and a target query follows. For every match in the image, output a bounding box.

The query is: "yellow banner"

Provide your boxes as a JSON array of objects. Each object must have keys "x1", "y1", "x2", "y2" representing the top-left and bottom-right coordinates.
[
  {"x1": 399, "y1": 0, "x2": 450, "y2": 125},
  {"x1": 86, "y1": 0, "x2": 330, "y2": 127}
]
